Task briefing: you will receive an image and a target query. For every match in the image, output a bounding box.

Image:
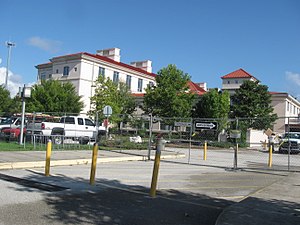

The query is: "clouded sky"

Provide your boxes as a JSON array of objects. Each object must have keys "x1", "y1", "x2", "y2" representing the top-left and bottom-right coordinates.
[{"x1": 0, "y1": 0, "x2": 299, "y2": 97}]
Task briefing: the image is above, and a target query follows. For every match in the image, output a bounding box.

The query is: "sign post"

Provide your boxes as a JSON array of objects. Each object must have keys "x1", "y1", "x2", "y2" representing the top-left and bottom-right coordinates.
[{"x1": 103, "y1": 105, "x2": 112, "y2": 139}]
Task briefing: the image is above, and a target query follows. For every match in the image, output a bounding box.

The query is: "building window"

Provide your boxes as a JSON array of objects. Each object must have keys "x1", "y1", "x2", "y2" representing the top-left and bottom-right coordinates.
[
  {"x1": 48, "y1": 74, "x2": 52, "y2": 79},
  {"x1": 227, "y1": 80, "x2": 230, "y2": 84},
  {"x1": 40, "y1": 73, "x2": 46, "y2": 80},
  {"x1": 99, "y1": 67, "x2": 105, "y2": 77},
  {"x1": 56, "y1": 69, "x2": 59, "y2": 73},
  {"x1": 138, "y1": 78, "x2": 143, "y2": 92},
  {"x1": 74, "y1": 67, "x2": 77, "y2": 72},
  {"x1": 235, "y1": 80, "x2": 238, "y2": 84},
  {"x1": 287, "y1": 102, "x2": 290, "y2": 111},
  {"x1": 148, "y1": 81, "x2": 154, "y2": 87},
  {"x1": 113, "y1": 71, "x2": 119, "y2": 83},
  {"x1": 63, "y1": 66, "x2": 69, "y2": 76},
  {"x1": 126, "y1": 75, "x2": 132, "y2": 88}
]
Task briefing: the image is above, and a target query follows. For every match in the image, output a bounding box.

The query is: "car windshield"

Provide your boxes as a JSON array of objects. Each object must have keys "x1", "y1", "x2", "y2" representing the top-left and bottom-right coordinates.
[
  {"x1": 283, "y1": 133, "x2": 300, "y2": 139},
  {"x1": 0, "y1": 118, "x2": 14, "y2": 125}
]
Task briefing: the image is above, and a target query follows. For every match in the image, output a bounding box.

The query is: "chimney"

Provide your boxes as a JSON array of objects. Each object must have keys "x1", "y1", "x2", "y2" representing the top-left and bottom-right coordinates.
[
  {"x1": 196, "y1": 82, "x2": 207, "y2": 91},
  {"x1": 130, "y1": 60, "x2": 152, "y2": 73},
  {"x1": 96, "y1": 48, "x2": 120, "y2": 62}
]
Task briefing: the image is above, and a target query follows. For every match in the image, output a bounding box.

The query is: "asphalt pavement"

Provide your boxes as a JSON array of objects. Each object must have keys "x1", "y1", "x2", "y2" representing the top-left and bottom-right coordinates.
[{"x1": 0, "y1": 148, "x2": 299, "y2": 225}]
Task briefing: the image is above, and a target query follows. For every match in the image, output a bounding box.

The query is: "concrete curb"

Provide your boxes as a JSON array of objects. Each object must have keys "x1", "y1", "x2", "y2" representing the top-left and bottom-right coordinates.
[{"x1": 0, "y1": 153, "x2": 185, "y2": 170}]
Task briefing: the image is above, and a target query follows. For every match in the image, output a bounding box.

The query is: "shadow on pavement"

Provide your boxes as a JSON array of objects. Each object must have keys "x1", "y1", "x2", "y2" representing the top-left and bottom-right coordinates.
[{"x1": 1, "y1": 171, "x2": 231, "y2": 225}]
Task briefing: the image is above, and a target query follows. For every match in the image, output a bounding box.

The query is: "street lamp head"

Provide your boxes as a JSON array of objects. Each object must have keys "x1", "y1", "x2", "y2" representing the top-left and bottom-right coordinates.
[{"x1": 6, "y1": 41, "x2": 16, "y2": 47}]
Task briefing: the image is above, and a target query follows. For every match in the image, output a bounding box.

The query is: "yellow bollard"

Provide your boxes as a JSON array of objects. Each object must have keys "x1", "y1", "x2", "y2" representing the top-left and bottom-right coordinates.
[
  {"x1": 45, "y1": 139, "x2": 52, "y2": 176},
  {"x1": 268, "y1": 145, "x2": 273, "y2": 167},
  {"x1": 263, "y1": 140, "x2": 267, "y2": 150},
  {"x1": 203, "y1": 141, "x2": 207, "y2": 160},
  {"x1": 90, "y1": 143, "x2": 98, "y2": 185},
  {"x1": 150, "y1": 149, "x2": 161, "y2": 197}
]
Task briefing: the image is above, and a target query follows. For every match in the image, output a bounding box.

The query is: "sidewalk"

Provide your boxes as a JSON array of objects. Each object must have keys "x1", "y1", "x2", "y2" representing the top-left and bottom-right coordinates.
[
  {"x1": 0, "y1": 149, "x2": 185, "y2": 170},
  {"x1": 215, "y1": 172, "x2": 300, "y2": 225}
]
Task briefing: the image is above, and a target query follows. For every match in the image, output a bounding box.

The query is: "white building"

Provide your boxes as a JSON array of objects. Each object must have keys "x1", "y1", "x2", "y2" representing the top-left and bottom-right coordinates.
[
  {"x1": 221, "y1": 68, "x2": 259, "y2": 95},
  {"x1": 270, "y1": 92, "x2": 300, "y2": 133},
  {"x1": 220, "y1": 68, "x2": 300, "y2": 133},
  {"x1": 36, "y1": 48, "x2": 156, "y2": 113}
]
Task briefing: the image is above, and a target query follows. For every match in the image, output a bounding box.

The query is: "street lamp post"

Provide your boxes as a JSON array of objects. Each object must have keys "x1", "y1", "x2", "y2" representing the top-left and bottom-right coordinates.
[
  {"x1": 5, "y1": 41, "x2": 16, "y2": 89},
  {"x1": 19, "y1": 85, "x2": 31, "y2": 145}
]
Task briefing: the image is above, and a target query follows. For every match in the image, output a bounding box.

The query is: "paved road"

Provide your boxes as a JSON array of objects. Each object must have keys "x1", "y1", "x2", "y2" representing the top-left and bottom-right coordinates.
[{"x1": 0, "y1": 153, "x2": 288, "y2": 225}]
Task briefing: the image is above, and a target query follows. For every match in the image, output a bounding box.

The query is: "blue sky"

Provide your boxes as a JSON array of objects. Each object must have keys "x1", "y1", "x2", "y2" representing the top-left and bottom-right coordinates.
[{"x1": 0, "y1": 0, "x2": 299, "y2": 97}]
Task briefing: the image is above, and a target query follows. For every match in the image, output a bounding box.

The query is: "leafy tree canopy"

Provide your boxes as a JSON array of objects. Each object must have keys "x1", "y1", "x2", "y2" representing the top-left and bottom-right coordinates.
[
  {"x1": 0, "y1": 85, "x2": 13, "y2": 115},
  {"x1": 143, "y1": 64, "x2": 196, "y2": 118},
  {"x1": 26, "y1": 80, "x2": 84, "y2": 114},
  {"x1": 231, "y1": 80, "x2": 277, "y2": 129},
  {"x1": 193, "y1": 89, "x2": 230, "y2": 131},
  {"x1": 193, "y1": 89, "x2": 230, "y2": 119},
  {"x1": 89, "y1": 75, "x2": 136, "y2": 122}
]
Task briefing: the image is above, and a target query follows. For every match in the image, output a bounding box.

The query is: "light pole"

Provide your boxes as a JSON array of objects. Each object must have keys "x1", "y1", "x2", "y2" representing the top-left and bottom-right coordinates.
[
  {"x1": 5, "y1": 41, "x2": 16, "y2": 89},
  {"x1": 19, "y1": 85, "x2": 31, "y2": 145}
]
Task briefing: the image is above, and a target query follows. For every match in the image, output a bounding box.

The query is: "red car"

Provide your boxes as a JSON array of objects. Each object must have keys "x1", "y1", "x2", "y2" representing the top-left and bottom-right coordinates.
[{"x1": 0, "y1": 127, "x2": 26, "y2": 141}]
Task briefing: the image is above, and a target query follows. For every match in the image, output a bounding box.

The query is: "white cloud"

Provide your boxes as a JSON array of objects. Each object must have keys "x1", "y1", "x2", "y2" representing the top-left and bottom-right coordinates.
[
  {"x1": 286, "y1": 71, "x2": 300, "y2": 86},
  {"x1": 27, "y1": 36, "x2": 62, "y2": 53},
  {"x1": 0, "y1": 67, "x2": 36, "y2": 97}
]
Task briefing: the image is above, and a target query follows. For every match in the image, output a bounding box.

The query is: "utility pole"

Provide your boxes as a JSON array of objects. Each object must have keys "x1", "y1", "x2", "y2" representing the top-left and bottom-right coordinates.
[{"x1": 5, "y1": 41, "x2": 16, "y2": 89}]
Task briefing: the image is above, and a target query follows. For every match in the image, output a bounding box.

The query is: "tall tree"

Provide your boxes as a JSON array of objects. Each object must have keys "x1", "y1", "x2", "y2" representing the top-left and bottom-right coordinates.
[
  {"x1": 193, "y1": 89, "x2": 230, "y2": 130},
  {"x1": 231, "y1": 80, "x2": 277, "y2": 129},
  {"x1": 0, "y1": 85, "x2": 12, "y2": 115},
  {"x1": 89, "y1": 75, "x2": 136, "y2": 122},
  {"x1": 193, "y1": 89, "x2": 230, "y2": 118},
  {"x1": 143, "y1": 64, "x2": 196, "y2": 118},
  {"x1": 26, "y1": 80, "x2": 84, "y2": 114}
]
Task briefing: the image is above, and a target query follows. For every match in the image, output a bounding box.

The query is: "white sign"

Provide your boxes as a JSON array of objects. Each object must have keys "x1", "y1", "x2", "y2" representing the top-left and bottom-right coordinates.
[
  {"x1": 195, "y1": 122, "x2": 217, "y2": 130},
  {"x1": 103, "y1": 105, "x2": 112, "y2": 116},
  {"x1": 175, "y1": 122, "x2": 192, "y2": 127}
]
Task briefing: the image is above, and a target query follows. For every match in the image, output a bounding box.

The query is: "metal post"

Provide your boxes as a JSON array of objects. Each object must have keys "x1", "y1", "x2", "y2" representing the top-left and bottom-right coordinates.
[
  {"x1": 150, "y1": 138, "x2": 162, "y2": 197},
  {"x1": 203, "y1": 140, "x2": 207, "y2": 160},
  {"x1": 288, "y1": 117, "x2": 290, "y2": 171},
  {"x1": 45, "y1": 140, "x2": 52, "y2": 176},
  {"x1": 268, "y1": 144, "x2": 273, "y2": 167},
  {"x1": 233, "y1": 117, "x2": 238, "y2": 170},
  {"x1": 5, "y1": 41, "x2": 15, "y2": 89},
  {"x1": 188, "y1": 118, "x2": 192, "y2": 164},
  {"x1": 19, "y1": 85, "x2": 26, "y2": 145},
  {"x1": 147, "y1": 113, "x2": 153, "y2": 160},
  {"x1": 90, "y1": 143, "x2": 98, "y2": 185}
]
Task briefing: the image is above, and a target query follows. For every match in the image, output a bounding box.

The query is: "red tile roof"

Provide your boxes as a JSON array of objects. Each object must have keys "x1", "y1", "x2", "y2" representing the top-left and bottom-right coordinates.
[
  {"x1": 188, "y1": 81, "x2": 206, "y2": 95},
  {"x1": 39, "y1": 52, "x2": 157, "y2": 78},
  {"x1": 221, "y1": 68, "x2": 257, "y2": 80},
  {"x1": 83, "y1": 52, "x2": 157, "y2": 78}
]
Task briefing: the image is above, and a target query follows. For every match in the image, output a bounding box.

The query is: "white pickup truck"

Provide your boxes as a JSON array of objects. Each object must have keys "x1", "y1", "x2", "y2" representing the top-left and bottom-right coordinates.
[{"x1": 26, "y1": 116, "x2": 106, "y2": 144}]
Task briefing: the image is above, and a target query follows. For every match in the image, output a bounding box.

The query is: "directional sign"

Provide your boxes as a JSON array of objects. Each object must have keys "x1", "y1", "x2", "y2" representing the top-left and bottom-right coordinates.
[
  {"x1": 103, "y1": 105, "x2": 112, "y2": 116},
  {"x1": 195, "y1": 122, "x2": 217, "y2": 130},
  {"x1": 174, "y1": 122, "x2": 192, "y2": 127}
]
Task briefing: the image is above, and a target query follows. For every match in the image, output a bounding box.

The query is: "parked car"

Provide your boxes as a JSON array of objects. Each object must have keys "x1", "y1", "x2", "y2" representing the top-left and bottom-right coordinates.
[
  {"x1": 278, "y1": 132, "x2": 300, "y2": 154},
  {"x1": 0, "y1": 126, "x2": 26, "y2": 142},
  {"x1": 0, "y1": 117, "x2": 23, "y2": 130},
  {"x1": 26, "y1": 116, "x2": 106, "y2": 144}
]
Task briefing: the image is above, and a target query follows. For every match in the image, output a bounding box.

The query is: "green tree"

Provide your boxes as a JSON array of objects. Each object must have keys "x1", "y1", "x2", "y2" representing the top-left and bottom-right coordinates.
[
  {"x1": 26, "y1": 80, "x2": 84, "y2": 114},
  {"x1": 89, "y1": 75, "x2": 136, "y2": 122},
  {"x1": 193, "y1": 89, "x2": 230, "y2": 130},
  {"x1": 231, "y1": 80, "x2": 277, "y2": 130},
  {"x1": 143, "y1": 64, "x2": 196, "y2": 118},
  {"x1": 193, "y1": 89, "x2": 230, "y2": 118},
  {"x1": 0, "y1": 85, "x2": 12, "y2": 115}
]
